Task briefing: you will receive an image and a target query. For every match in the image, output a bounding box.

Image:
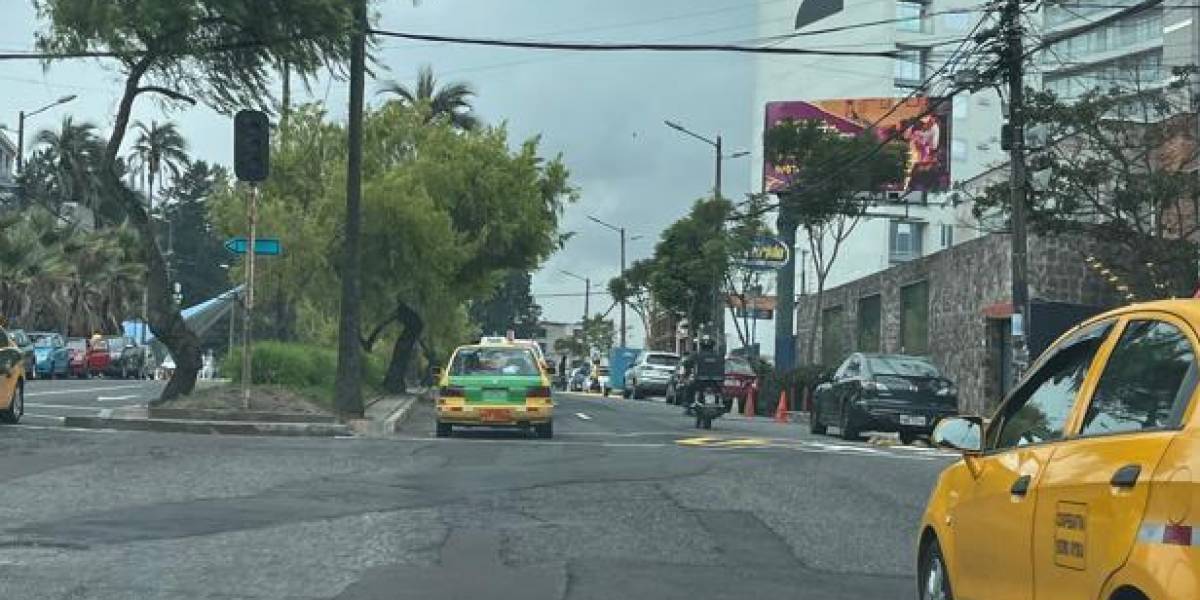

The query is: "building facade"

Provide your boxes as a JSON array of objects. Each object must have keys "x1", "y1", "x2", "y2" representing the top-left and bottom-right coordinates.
[
  {"x1": 794, "y1": 232, "x2": 1122, "y2": 415},
  {"x1": 0, "y1": 131, "x2": 16, "y2": 194}
]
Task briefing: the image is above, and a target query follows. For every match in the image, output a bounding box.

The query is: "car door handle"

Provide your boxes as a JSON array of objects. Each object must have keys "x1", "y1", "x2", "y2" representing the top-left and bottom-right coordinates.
[
  {"x1": 1110, "y1": 464, "x2": 1142, "y2": 489},
  {"x1": 1010, "y1": 475, "x2": 1032, "y2": 497}
]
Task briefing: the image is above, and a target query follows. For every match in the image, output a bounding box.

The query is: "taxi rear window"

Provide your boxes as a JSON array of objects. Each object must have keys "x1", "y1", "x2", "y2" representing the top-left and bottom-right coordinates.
[{"x1": 450, "y1": 347, "x2": 539, "y2": 376}]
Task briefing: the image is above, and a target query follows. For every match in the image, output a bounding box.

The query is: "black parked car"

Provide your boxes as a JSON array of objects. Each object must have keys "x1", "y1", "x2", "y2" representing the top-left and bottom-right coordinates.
[
  {"x1": 106, "y1": 338, "x2": 152, "y2": 379},
  {"x1": 811, "y1": 353, "x2": 958, "y2": 444}
]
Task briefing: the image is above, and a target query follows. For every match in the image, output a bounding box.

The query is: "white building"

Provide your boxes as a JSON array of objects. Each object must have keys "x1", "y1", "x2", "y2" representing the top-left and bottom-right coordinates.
[{"x1": 0, "y1": 131, "x2": 16, "y2": 191}]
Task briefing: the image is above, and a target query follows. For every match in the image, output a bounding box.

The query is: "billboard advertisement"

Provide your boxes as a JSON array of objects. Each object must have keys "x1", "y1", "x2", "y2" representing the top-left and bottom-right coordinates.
[{"x1": 763, "y1": 97, "x2": 952, "y2": 194}]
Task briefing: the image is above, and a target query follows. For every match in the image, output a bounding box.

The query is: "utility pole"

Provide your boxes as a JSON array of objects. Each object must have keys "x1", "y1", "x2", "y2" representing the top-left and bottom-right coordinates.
[
  {"x1": 1004, "y1": 0, "x2": 1030, "y2": 381},
  {"x1": 241, "y1": 184, "x2": 258, "y2": 409},
  {"x1": 619, "y1": 227, "x2": 626, "y2": 347},
  {"x1": 334, "y1": 0, "x2": 366, "y2": 417}
]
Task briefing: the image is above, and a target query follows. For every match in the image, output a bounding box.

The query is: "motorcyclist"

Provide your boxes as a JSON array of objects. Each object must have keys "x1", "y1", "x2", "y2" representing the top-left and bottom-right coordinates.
[{"x1": 682, "y1": 335, "x2": 723, "y2": 413}]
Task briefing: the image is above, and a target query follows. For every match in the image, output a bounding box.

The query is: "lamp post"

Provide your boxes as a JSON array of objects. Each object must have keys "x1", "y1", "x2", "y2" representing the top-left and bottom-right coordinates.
[
  {"x1": 15, "y1": 95, "x2": 78, "y2": 173},
  {"x1": 587, "y1": 215, "x2": 642, "y2": 348},
  {"x1": 663, "y1": 120, "x2": 749, "y2": 353},
  {"x1": 560, "y1": 270, "x2": 590, "y2": 322}
]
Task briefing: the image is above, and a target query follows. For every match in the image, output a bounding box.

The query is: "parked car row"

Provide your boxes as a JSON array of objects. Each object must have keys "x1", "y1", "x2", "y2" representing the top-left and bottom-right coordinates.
[
  {"x1": 8, "y1": 331, "x2": 154, "y2": 380},
  {"x1": 567, "y1": 362, "x2": 610, "y2": 394}
]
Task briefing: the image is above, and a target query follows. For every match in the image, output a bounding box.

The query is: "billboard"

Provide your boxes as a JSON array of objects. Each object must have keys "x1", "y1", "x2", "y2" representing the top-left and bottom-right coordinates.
[{"x1": 763, "y1": 97, "x2": 952, "y2": 194}]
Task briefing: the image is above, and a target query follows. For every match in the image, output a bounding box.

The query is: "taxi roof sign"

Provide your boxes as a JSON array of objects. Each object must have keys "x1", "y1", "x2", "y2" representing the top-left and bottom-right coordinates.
[{"x1": 480, "y1": 336, "x2": 509, "y2": 345}]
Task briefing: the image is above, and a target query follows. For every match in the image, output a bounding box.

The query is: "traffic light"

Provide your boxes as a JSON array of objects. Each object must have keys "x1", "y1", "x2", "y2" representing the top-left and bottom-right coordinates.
[{"x1": 234, "y1": 109, "x2": 270, "y2": 182}]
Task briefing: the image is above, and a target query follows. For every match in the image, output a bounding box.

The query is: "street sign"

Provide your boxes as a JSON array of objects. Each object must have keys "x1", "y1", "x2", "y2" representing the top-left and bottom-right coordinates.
[
  {"x1": 224, "y1": 237, "x2": 282, "y2": 256},
  {"x1": 733, "y1": 237, "x2": 790, "y2": 271}
]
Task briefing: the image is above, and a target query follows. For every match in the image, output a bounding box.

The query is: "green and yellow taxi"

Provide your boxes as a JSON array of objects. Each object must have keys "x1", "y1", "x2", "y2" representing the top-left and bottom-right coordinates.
[{"x1": 435, "y1": 340, "x2": 554, "y2": 438}]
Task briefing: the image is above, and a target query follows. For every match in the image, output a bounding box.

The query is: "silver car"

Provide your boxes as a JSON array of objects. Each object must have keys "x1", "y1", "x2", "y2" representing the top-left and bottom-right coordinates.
[{"x1": 623, "y1": 351, "x2": 681, "y2": 399}]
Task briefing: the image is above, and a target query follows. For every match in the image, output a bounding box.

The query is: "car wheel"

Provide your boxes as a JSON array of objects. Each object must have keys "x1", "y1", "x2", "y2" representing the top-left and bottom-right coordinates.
[
  {"x1": 899, "y1": 430, "x2": 919, "y2": 445},
  {"x1": 919, "y1": 538, "x2": 953, "y2": 600},
  {"x1": 0, "y1": 382, "x2": 23, "y2": 424},
  {"x1": 435, "y1": 421, "x2": 452, "y2": 438},
  {"x1": 839, "y1": 400, "x2": 861, "y2": 441},
  {"x1": 122, "y1": 365, "x2": 129, "y2": 379},
  {"x1": 632, "y1": 383, "x2": 643, "y2": 400},
  {"x1": 622, "y1": 385, "x2": 631, "y2": 399},
  {"x1": 535, "y1": 421, "x2": 553, "y2": 439},
  {"x1": 702, "y1": 415, "x2": 713, "y2": 430},
  {"x1": 810, "y1": 399, "x2": 828, "y2": 435}
]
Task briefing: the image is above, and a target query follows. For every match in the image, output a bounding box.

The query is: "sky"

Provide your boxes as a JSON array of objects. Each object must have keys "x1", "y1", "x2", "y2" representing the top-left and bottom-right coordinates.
[{"x1": 0, "y1": 0, "x2": 773, "y2": 348}]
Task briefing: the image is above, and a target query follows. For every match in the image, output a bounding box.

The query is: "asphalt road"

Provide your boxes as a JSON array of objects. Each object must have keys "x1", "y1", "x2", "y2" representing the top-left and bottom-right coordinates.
[
  {"x1": 0, "y1": 386, "x2": 955, "y2": 599},
  {"x1": 20, "y1": 377, "x2": 164, "y2": 423}
]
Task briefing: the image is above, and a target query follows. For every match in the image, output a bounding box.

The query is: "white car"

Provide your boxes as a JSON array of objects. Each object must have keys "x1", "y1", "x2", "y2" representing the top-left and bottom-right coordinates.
[{"x1": 624, "y1": 351, "x2": 681, "y2": 399}]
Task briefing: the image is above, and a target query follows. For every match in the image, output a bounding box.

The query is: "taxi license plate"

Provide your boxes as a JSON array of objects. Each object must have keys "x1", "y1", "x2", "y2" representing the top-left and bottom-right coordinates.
[
  {"x1": 480, "y1": 408, "x2": 511, "y2": 423},
  {"x1": 899, "y1": 415, "x2": 926, "y2": 426}
]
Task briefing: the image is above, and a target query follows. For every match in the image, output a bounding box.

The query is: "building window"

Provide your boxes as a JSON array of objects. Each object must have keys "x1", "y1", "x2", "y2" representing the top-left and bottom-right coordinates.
[
  {"x1": 894, "y1": 48, "x2": 925, "y2": 85},
  {"x1": 889, "y1": 220, "x2": 924, "y2": 263},
  {"x1": 952, "y1": 94, "x2": 968, "y2": 119},
  {"x1": 821, "y1": 306, "x2": 846, "y2": 364},
  {"x1": 941, "y1": 11, "x2": 971, "y2": 32},
  {"x1": 940, "y1": 224, "x2": 954, "y2": 248},
  {"x1": 951, "y1": 138, "x2": 968, "y2": 161},
  {"x1": 900, "y1": 281, "x2": 929, "y2": 355},
  {"x1": 896, "y1": 1, "x2": 925, "y2": 32},
  {"x1": 857, "y1": 295, "x2": 882, "y2": 353}
]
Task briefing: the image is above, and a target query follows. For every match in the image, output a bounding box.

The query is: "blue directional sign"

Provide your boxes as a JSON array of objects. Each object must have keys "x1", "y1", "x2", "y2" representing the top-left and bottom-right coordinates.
[{"x1": 224, "y1": 237, "x2": 282, "y2": 256}]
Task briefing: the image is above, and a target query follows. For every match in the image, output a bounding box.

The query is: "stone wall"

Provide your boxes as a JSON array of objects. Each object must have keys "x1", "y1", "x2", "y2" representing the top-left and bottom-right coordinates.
[{"x1": 795, "y1": 232, "x2": 1121, "y2": 415}]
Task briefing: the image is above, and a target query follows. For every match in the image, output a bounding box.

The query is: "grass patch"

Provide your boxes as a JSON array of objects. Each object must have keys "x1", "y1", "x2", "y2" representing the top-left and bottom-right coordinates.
[{"x1": 222, "y1": 341, "x2": 388, "y2": 402}]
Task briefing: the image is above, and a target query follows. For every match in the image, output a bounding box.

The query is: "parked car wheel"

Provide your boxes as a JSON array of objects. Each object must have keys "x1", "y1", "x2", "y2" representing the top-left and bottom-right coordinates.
[
  {"x1": 919, "y1": 538, "x2": 953, "y2": 600},
  {"x1": 0, "y1": 383, "x2": 23, "y2": 424},
  {"x1": 839, "y1": 400, "x2": 861, "y2": 441},
  {"x1": 631, "y1": 382, "x2": 643, "y2": 400},
  {"x1": 810, "y1": 401, "x2": 828, "y2": 435},
  {"x1": 621, "y1": 386, "x2": 631, "y2": 399},
  {"x1": 899, "y1": 430, "x2": 920, "y2": 445}
]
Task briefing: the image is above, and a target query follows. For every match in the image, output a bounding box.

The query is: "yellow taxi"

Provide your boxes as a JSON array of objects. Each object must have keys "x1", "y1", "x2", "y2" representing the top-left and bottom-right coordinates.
[
  {"x1": 0, "y1": 324, "x2": 27, "y2": 424},
  {"x1": 921, "y1": 299, "x2": 1199, "y2": 600},
  {"x1": 434, "y1": 339, "x2": 555, "y2": 438}
]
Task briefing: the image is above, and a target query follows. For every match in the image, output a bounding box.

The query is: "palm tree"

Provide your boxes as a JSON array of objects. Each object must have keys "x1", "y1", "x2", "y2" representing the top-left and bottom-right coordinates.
[
  {"x1": 378, "y1": 65, "x2": 479, "y2": 130},
  {"x1": 33, "y1": 116, "x2": 104, "y2": 224},
  {"x1": 127, "y1": 120, "x2": 190, "y2": 212}
]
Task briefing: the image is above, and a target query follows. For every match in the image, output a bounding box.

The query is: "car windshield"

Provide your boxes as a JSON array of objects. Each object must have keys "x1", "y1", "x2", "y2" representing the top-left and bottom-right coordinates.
[
  {"x1": 868, "y1": 356, "x2": 940, "y2": 377},
  {"x1": 646, "y1": 354, "x2": 680, "y2": 366},
  {"x1": 32, "y1": 335, "x2": 56, "y2": 348},
  {"x1": 450, "y1": 347, "x2": 538, "y2": 376}
]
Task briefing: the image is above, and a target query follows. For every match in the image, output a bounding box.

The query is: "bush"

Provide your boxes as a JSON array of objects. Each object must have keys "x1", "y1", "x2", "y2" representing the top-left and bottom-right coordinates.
[{"x1": 222, "y1": 341, "x2": 388, "y2": 395}]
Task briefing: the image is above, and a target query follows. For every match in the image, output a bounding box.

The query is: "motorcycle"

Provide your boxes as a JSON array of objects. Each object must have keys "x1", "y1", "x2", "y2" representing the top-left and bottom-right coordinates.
[{"x1": 681, "y1": 375, "x2": 726, "y2": 430}]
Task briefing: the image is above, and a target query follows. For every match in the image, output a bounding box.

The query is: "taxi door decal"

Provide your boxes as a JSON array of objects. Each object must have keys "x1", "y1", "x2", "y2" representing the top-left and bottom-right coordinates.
[{"x1": 1053, "y1": 501, "x2": 1087, "y2": 570}]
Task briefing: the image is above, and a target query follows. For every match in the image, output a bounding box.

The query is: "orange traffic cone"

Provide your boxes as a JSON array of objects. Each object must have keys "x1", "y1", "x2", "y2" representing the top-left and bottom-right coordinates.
[
  {"x1": 745, "y1": 387, "x2": 756, "y2": 417},
  {"x1": 774, "y1": 390, "x2": 789, "y2": 423}
]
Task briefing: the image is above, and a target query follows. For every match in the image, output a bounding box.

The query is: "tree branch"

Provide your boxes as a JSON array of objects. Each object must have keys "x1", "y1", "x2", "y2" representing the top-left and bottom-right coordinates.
[{"x1": 135, "y1": 86, "x2": 198, "y2": 105}]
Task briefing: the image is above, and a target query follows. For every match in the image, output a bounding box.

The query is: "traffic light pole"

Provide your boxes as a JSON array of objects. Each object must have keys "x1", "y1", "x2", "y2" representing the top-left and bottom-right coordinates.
[
  {"x1": 241, "y1": 183, "x2": 258, "y2": 409},
  {"x1": 1005, "y1": 0, "x2": 1030, "y2": 381}
]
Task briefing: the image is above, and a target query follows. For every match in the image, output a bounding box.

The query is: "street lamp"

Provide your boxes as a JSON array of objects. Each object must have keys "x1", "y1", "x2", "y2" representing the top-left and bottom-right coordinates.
[
  {"x1": 664, "y1": 120, "x2": 750, "y2": 353},
  {"x1": 560, "y1": 270, "x2": 590, "y2": 323},
  {"x1": 588, "y1": 215, "x2": 640, "y2": 348},
  {"x1": 15, "y1": 95, "x2": 77, "y2": 173}
]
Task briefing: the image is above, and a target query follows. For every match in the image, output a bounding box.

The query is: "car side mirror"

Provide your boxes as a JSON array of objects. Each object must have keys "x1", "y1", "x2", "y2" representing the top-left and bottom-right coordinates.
[{"x1": 932, "y1": 416, "x2": 983, "y2": 453}]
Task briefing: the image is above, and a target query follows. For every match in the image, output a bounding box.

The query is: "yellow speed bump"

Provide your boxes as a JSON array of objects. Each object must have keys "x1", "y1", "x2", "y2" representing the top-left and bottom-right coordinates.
[{"x1": 675, "y1": 437, "x2": 770, "y2": 448}]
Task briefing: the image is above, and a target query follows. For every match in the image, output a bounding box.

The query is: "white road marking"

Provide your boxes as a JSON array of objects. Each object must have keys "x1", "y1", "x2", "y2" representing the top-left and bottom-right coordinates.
[
  {"x1": 575, "y1": 412, "x2": 592, "y2": 421},
  {"x1": 96, "y1": 394, "x2": 139, "y2": 402},
  {"x1": 25, "y1": 384, "x2": 149, "y2": 398}
]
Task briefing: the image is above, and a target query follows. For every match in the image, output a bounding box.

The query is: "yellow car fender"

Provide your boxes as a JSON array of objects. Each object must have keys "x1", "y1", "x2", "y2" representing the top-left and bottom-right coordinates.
[{"x1": 918, "y1": 460, "x2": 975, "y2": 588}]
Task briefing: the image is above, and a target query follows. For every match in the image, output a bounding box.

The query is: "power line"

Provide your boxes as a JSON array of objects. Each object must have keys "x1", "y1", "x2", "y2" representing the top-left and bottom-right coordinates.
[{"x1": 367, "y1": 29, "x2": 903, "y2": 58}]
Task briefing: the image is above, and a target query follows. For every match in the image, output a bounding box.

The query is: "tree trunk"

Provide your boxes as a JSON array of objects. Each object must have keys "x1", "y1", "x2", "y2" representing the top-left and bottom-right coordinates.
[
  {"x1": 382, "y1": 301, "x2": 423, "y2": 394},
  {"x1": 100, "y1": 61, "x2": 202, "y2": 402},
  {"x1": 805, "y1": 271, "x2": 827, "y2": 366}
]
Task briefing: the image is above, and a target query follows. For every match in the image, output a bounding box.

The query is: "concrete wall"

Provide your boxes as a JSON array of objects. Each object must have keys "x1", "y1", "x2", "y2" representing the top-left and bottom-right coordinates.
[{"x1": 795, "y1": 232, "x2": 1121, "y2": 415}]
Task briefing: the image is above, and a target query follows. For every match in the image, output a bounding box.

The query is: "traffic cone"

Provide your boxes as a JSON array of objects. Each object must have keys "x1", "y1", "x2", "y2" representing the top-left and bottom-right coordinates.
[
  {"x1": 745, "y1": 387, "x2": 756, "y2": 417},
  {"x1": 774, "y1": 390, "x2": 789, "y2": 423}
]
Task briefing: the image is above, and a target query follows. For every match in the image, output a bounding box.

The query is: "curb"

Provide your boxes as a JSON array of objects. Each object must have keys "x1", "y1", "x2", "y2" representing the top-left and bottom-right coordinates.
[
  {"x1": 146, "y1": 407, "x2": 335, "y2": 423},
  {"x1": 61, "y1": 415, "x2": 351, "y2": 437},
  {"x1": 382, "y1": 397, "x2": 415, "y2": 433},
  {"x1": 21, "y1": 414, "x2": 66, "y2": 427}
]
